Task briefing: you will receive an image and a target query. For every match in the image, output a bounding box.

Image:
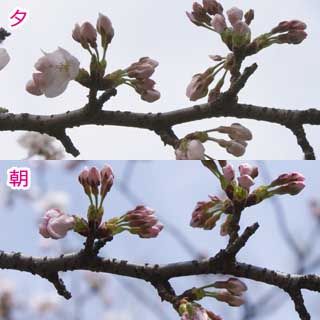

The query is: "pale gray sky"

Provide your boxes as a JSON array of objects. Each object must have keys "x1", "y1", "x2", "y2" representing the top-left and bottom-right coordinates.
[{"x1": 0, "y1": 0, "x2": 319, "y2": 159}]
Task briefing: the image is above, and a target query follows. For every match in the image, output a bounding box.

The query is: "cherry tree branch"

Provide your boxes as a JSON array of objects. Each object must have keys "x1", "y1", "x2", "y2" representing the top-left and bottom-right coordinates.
[
  {"x1": 1, "y1": 65, "x2": 318, "y2": 158},
  {"x1": 0, "y1": 222, "x2": 317, "y2": 320}
]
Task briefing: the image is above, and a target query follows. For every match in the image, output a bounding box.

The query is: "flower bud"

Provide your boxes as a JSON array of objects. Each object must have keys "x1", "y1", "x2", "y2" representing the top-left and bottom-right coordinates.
[
  {"x1": 80, "y1": 22, "x2": 97, "y2": 49},
  {"x1": 239, "y1": 163, "x2": 258, "y2": 179},
  {"x1": 126, "y1": 57, "x2": 159, "y2": 80},
  {"x1": 226, "y1": 140, "x2": 247, "y2": 157},
  {"x1": 132, "y1": 78, "x2": 161, "y2": 103},
  {"x1": 237, "y1": 174, "x2": 254, "y2": 190},
  {"x1": 96, "y1": 13, "x2": 115, "y2": 48},
  {"x1": 190, "y1": 197, "x2": 223, "y2": 229},
  {"x1": 186, "y1": 67, "x2": 215, "y2": 101},
  {"x1": 88, "y1": 167, "x2": 101, "y2": 195},
  {"x1": 227, "y1": 7, "x2": 243, "y2": 26},
  {"x1": 203, "y1": 0, "x2": 224, "y2": 15},
  {"x1": 215, "y1": 123, "x2": 252, "y2": 141},
  {"x1": 139, "y1": 223, "x2": 164, "y2": 238},
  {"x1": 100, "y1": 164, "x2": 114, "y2": 198},
  {"x1": 270, "y1": 172, "x2": 305, "y2": 187},
  {"x1": 273, "y1": 181, "x2": 305, "y2": 196},
  {"x1": 244, "y1": 9, "x2": 254, "y2": 25},
  {"x1": 233, "y1": 21, "x2": 250, "y2": 36},
  {"x1": 188, "y1": 2, "x2": 211, "y2": 26},
  {"x1": 211, "y1": 14, "x2": 227, "y2": 34},
  {"x1": 229, "y1": 123, "x2": 252, "y2": 141},
  {"x1": 222, "y1": 164, "x2": 235, "y2": 182},
  {"x1": 277, "y1": 30, "x2": 307, "y2": 44},
  {"x1": 213, "y1": 278, "x2": 247, "y2": 296},
  {"x1": 124, "y1": 206, "x2": 163, "y2": 238},
  {"x1": 79, "y1": 166, "x2": 91, "y2": 195},
  {"x1": 215, "y1": 290, "x2": 245, "y2": 307},
  {"x1": 72, "y1": 23, "x2": 82, "y2": 43},
  {"x1": 271, "y1": 20, "x2": 307, "y2": 34},
  {"x1": 39, "y1": 209, "x2": 75, "y2": 239}
]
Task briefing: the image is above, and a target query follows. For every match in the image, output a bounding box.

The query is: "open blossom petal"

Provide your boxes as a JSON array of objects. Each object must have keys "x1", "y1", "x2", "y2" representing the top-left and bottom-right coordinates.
[
  {"x1": 0, "y1": 48, "x2": 10, "y2": 71},
  {"x1": 39, "y1": 209, "x2": 75, "y2": 239},
  {"x1": 27, "y1": 47, "x2": 80, "y2": 98}
]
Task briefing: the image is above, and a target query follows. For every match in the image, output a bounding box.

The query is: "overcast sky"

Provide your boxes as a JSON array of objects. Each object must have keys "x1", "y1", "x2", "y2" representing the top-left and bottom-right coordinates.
[
  {"x1": 0, "y1": 0, "x2": 319, "y2": 159},
  {"x1": 0, "y1": 160, "x2": 320, "y2": 319}
]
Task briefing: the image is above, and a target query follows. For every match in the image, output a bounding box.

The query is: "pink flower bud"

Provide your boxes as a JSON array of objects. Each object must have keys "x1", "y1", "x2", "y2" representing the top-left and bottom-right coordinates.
[
  {"x1": 237, "y1": 174, "x2": 254, "y2": 190},
  {"x1": 88, "y1": 167, "x2": 101, "y2": 196},
  {"x1": 79, "y1": 166, "x2": 91, "y2": 195},
  {"x1": 239, "y1": 163, "x2": 258, "y2": 179},
  {"x1": 78, "y1": 166, "x2": 89, "y2": 185},
  {"x1": 39, "y1": 209, "x2": 75, "y2": 239},
  {"x1": 273, "y1": 181, "x2": 305, "y2": 196},
  {"x1": 211, "y1": 14, "x2": 227, "y2": 33},
  {"x1": 126, "y1": 57, "x2": 159, "y2": 80},
  {"x1": 277, "y1": 30, "x2": 307, "y2": 44},
  {"x1": 190, "y1": 198, "x2": 222, "y2": 229},
  {"x1": 100, "y1": 164, "x2": 114, "y2": 198},
  {"x1": 80, "y1": 22, "x2": 97, "y2": 48},
  {"x1": 125, "y1": 206, "x2": 163, "y2": 238},
  {"x1": 227, "y1": 7, "x2": 243, "y2": 26},
  {"x1": 139, "y1": 223, "x2": 164, "y2": 238},
  {"x1": 186, "y1": 68, "x2": 214, "y2": 101},
  {"x1": 229, "y1": 123, "x2": 252, "y2": 141},
  {"x1": 215, "y1": 290, "x2": 245, "y2": 307},
  {"x1": 186, "y1": 12, "x2": 202, "y2": 27},
  {"x1": 215, "y1": 123, "x2": 252, "y2": 141},
  {"x1": 96, "y1": 13, "x2": 114, "y2": 46},
  {"x1": 72, "y1": 23, "x2": 82, "y2": 43},
  {"x1": 214, "y1": 278, "x2": 247, "y2": 296},
  {"x1": 133, "y1": 78, "x2": 161, "y2": 103},
  {"x1": 233, "y1": 21, "x2": 250, "y2": 36},
  {"x1": 226, "y1": 140, "x2": 247, "y2": 157},
  {"x1": 270, "y1": 172, "x2": 305, "y2": 187},
  {"x1": 203, "y1": 0, "x2": 224, "y2": 15},
  {"x1": 272, "y1": 20, "x2": 307, "y2": 34},
  {"x1": 222, "y1": 164, "x2": 235, "y2": 182}
]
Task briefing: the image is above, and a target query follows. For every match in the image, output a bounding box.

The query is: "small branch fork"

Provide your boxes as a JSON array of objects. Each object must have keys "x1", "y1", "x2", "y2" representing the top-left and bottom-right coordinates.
[
  {"x1": 0, "y1": 64, "x2": 318, "y2": 158},
  {"x1": 0, "y1": 223, "x2": 316, "y2": 319}
]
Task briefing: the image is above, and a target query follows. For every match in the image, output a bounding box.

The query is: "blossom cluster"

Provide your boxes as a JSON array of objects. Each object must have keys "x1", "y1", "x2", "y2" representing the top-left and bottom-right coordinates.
[
  {"x1": 186, "y1": 1, "x2": 307, "y2": 103},
  {"x1": 175, "y1": 123, "x2": 252, "y2": 160},
  {"x1": 0, "y1": 14, "x2": 160, "y2": 103},
  {"x1": 39, "y1": 164, "x2": 163, "y2": 241},
  {"x1": 191, "y1": 162, "x2": 305, "y2": 235},
  {"x1": 24, "y1": 13, "x2": 160, "y2": 102}
]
